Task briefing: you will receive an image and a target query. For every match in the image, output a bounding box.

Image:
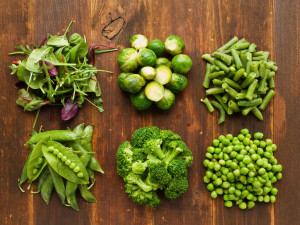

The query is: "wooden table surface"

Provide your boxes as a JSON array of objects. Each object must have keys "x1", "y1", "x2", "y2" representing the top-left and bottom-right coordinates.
[{"x1": 1, "y1": 0, "x2": 299, "y2": 225}]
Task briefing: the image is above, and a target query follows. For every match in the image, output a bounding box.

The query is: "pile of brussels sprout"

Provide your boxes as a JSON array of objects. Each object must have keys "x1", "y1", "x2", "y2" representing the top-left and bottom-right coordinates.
[{"x1": 117, "y1": 34, "x2": 192, "y2": 111}]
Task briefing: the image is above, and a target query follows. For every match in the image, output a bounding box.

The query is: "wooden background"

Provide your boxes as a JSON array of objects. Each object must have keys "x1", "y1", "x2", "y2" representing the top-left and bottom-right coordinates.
[{"x1": 0, "y1": 0, "x2": 299, "y2": 224}]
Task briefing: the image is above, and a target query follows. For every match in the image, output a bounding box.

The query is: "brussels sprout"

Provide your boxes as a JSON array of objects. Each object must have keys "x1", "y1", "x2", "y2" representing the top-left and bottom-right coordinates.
[
  {"x1": 130, "y1": 34, "x2": 148, "y2": 50},
  {"x1": 139, "y1": 66, "x2": 156, "y2": 80},
  {"x1": 137, "y1": 48, "x2": 157, "y2": 67},
  {"x1": 130, "y1": 88, "x2": 153, "y2": 111},
  {"x1": 165, "y1": 73, "x2": 188, "y2": 93},
  {"x1": 118, "y1": 73, "x2": 133, "y2": 91},
  {"x1": 154, "y1": 65, "x2": 172, "y2": 85},
  {"x1": 172, "y1": 54, "x2": 192, "y2": 74},
  {"x1": 155, "y1": 88, "x2": 175, "y2": 110},
  {"x1": 156, "y1": 57, "x2": 172, "y2": 68},
  {"x1": 164, "y1": 35, "x2": 185, "y2": 55},
  {"x1": 123, "y1": 74, "x2": 146, "y2": 93},
  {"x1": 148, "y1": 39, "x2": 165, "y2": 57},
  {"x1": 145, "y1": 81, "x2": 164, "y2": 102},
  {"x1": 117, "y1": 48, "x2": 139, "y2": 72}
]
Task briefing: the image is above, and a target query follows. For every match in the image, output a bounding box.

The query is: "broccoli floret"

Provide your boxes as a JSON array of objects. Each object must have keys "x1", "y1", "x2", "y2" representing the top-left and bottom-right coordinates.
[
  {"x1": 160, "y1": 130, "x2": 181, "y2": 142},
  {"x1": 162, "y1": 140, "x2": 185, "y2": 165},
  {"x1": 143, "y1": 139, "x2": 165, "y2": 159},
  {"x1": 168, "y1": 158, "x2": 187, "y2": 177},
  {"x1": 125, "y1": 172, "x2": 153, "y2": 192},
  {"x1": 131, "y1": 127, "x2": 160, "y2": 148},
  {"x1": 145, "y1": 175, "x2": 163, "y2": 190},
  {"x1": 176, "y1": 144, "x2": 193, "y2": 167},
  {"x1": 147, "y1": 161, "x2": 172, "y2": 185},
  {"x1": 164, "y1": 176, "x2": 189, "y2": 200},
  {"x1": 125, "y1": 183, "x2": 161, "y2": 207},
  {"x1": 132, "y1": 161, "x2": 147, "y2": 175},
  {"x1": 116, "y1": 141, "x2": 133, "y2": 178},
  {"x1": 132, "y1": 147, "x2": 147, "y2": 162}
]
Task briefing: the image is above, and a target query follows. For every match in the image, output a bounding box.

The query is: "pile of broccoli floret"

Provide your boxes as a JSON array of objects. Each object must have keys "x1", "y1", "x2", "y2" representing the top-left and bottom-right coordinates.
[{"x1": 116, "y1": 126, "x2": 193, "y2": 207}]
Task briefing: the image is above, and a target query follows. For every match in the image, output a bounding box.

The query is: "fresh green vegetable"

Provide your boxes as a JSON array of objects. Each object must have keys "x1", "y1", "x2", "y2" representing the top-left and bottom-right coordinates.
[
  {"x1": 137, "y1": 48, "x2": 157, "y2": 67},
  {"x1": 130, "y1": 34, "x2": 148, "y2": 50},
  {"x1": 18, "y1": 124, "x2": 103, "y2": 211},
  {"x1": 130, "y1": 88, "x2": 153, "y2": 111},
  {"x1": 139, "y1": 66, "x2": 156, "y2": 80},
  {"x1": 148, "y1": 39, "x2": 165, "y2": 57},
  {"x1": 121, "y1": 74, "x2": 146, "y2": 93},
  {"x1": 165, "y1": 73, "x2": 188, "y2": 93},
  {"x1": 155, "y1": 88, "x2": 175, "y2": 110},
  {"x1": 156, "y1": 57, "x2": 171, "y2": 68},
  {"x1": 116, "y1": 127, "x2": 193, "y2": 207},
  {"x1": 203, "y1": 129, "x2": 282, "y2": 209},
  {"x1": 201, "y1": 37, "x2": 277, "y2": 123},
  {"x1": 164, "y1": 35, "x2": 185, "y2": 55},
  {"x1": 171, "y1": 54, "x2": 192, "y2": 74},
  {"x1": 9, "y1": 22, "x2": 116, "y2": 120},
  {"x1": 145, "y1": 81, "x2": 165, "y2": 102},
  {"x1": 117, "y1": 48, "x2": 139, "y2": 72},
  {"x1": 154, "y1": 65, "x2": 172, "y2": 85}
]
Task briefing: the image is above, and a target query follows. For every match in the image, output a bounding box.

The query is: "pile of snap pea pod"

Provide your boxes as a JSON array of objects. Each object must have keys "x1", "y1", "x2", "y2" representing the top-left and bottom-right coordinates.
[
  {"x1": 201, "y1": 37, "x2": 277, "y2": 124},
  {"x1": 18, "y1": 123, "x2": 103, "y2": 211}
]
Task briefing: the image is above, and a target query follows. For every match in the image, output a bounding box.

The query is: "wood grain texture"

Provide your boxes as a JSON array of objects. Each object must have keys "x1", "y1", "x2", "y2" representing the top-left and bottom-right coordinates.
[{"x1": 0, "y1": 0, "x2": 299, "y2": 225}]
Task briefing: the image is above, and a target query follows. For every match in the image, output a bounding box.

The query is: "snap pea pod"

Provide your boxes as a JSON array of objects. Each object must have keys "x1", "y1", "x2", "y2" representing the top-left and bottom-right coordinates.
[
  {"x1": 48, "y1": 165, "x2": 66, "y2": 204},
  {"x1": 18, "y1": 143, "x2": 34, "y2": 192},
  {"x1": 31, "y1": 166, "x2": 49, "y2": 194},
  {"x1": 27, "y1": 130, "x2": 79, "y2": 144},
  {"x1": 79, "y1": 184, "x2": 97, "y2": 202},
  {"x1": 73, "y1": 123, "x2": 85, "y2": 136},
  {"x1": 80, "y1": 125, "x2": 94, "y2": 152},
  {"x1": 66, "y1": 181, "x2": 79, "y2": 211},
  {"x1": 87, "y1": 168, "x2": 95, "y2": 189},
  {"x1": 41, "y1": 174, "x2": 54, "y2": 204},
  {"x1": 42, "y1": 141, "x2": 89, "y2": 184},
  {"x1": 88, "y1": 157, "x2": 104, "y2": 174},
  {"x1": 27, "y1": 137, "x2": 49, "y2": 182}
]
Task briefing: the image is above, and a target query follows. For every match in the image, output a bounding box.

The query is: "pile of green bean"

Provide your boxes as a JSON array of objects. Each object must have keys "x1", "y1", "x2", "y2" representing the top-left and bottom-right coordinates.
[
  {"x1": 203, "y1": 129, "x2": 282, "y2": 209},
  {"x1": 201, "y1": 37, "x2": 277, "y2": 124},
  {"x1": 18, "y1": 124, "x2": 104, "y2": 211}
]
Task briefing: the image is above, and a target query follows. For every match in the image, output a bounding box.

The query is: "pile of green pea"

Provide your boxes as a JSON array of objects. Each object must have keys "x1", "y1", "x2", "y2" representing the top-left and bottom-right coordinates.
[
  {"x1": 18, "y1": 124, "x2": 103, "y2": 211},
  {"x1": 203, "y1": 129, "x2": 282, "y2": 209}
]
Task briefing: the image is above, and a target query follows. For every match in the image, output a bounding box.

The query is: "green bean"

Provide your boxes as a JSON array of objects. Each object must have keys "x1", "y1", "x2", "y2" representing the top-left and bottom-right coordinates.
[
  {"x1": 242, "y1": 106, "x2": 256, "y2": 116},
  {"x1": 268, "y1": 71, "x2": 275, "y2": 78},
  {"x1": 237, "y1": 98, "x2": 262, "y2": 107},
  {"x1": 231, "y1": 49, "x2": 243, "y2": 69},
  {"x1": 268, "y1": 77, "x2": 275, "y2": 89},
  {"x1": 32, "y1": 167, "x2": 49, "y2": 194},
  {"x1": 209, "y1": 71, "x2": 225, "y2": 79},
  {"x1": 81, "y1": 125, "x2": 94, "y2": 152},
  {"x1": 227, "y1": 70, "x2": 235, "y2": 79},
  {"x1": 253, "y1": 56, "x2": 265, "y2": 61},
  {"x1": 206, "y1": 87, "x2": 225, "y2": 95},
  {"x1": 212, "y1": 79, "x2": 223, "y2": 86},
  {"x1": 18, "y1": 143, "x2": 34, "y2": 192},
  {"x1": 41, "y1": 174, "x2": 54, "y2": 204},
  {"x1": 248, "y1": 43, "x2": 257, "y2": 52},
  {"x1": 233, "y1": 42, "x2": 250, "y2": 50},
  {"x1": 222, "y1": 93, "x2": 229, "y2": 104},
  {"x1": 228, "y1": 100, "x2": 240, "y2": 112},
  {"x1": 253, "y1": 51, "x2": 264, "y2": 56},
  {"x1": 259, "y1": 90, "x2": 276, "y2": 111},
  {"x1": 66, "y1": 181, "x2": 79, "y2": 211},
  {"x1": 250, "y1": 61, "x2": 260, "y2": 78},
  {"x1": 263, "y1": 52, "x2": 270, "y2": 61},
  {"x1": 214, "y1": 59, "x2": 230, "y2": 73},
  {"x1": 236, "y1": 93, "x2": 246, "y2": 100},
  {"x1": 48, "y1": 165, "x2": 66, "y2": 204},
  {"x1": 258, "y1": 69, "x2": 270, "y2": 94},
  {"x1": 222, "y1": 83, "x2": 239, "y2": 99},
  {"x1": 203, "y1": 63, "x2": 212, "y2": 88},
  {"x1": 271, "y1": 65, "x2": 278, "y2": 72},
  {"x1": 233, "y1": 68, "x2": 245, "y2": 82},
  {"x1": 26, "y1": 130, "x2": 79, "y2": 144},
  {"x1": 245, "y1": 79, "x2": 258, "y2": 100},
  {"x1": 252, "y1": 107, "x2": 263, "y2": 121},
  {"x1": 258, "y1": 60, "x2": 266, "y2": 78},
  {"x1": 245, "y1": 52, "x2": 252, "y2": 74},
  {"x1": 213, "y1": 94, "x2": 229, "y2": 113},
  {"x1": 211, "y1": 101, "x2": 225, "y2": 124},
  {"x1": 217, "y1": 36, "x2": 239, "y2": 52},
  {"x1": 200, "y1": 98, "x2": 214, "y2": 113},
  {"x1": 241, "y1": 72, "x2": 256, "y2": 88},
  {"x1": 211, "y1": 65, "x2": 219, "y2": 72},
  {"x1": 202, "y1": 54, "x2": 215, "y2": 65},
  {"x1": 223, "y1": 78, "x2": 242, "y2": 91},
  {"x1": 79, "y1": 184, "x2": 97, "y2": 203},
  {"x1": 212, "y1": 52, "x2": 233, "y2": 65}
]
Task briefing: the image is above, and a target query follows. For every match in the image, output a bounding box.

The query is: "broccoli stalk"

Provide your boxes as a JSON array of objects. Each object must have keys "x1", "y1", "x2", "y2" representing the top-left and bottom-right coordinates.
[
  {"x1": 143, "y1": 139, "x2": 165, "y2": 159},
  {"x1": 162, "y1": 141, "x2": 184, "y2": 165},
  {"x1": 125, "y1": 172, "x2": 153, "y2": 192}
]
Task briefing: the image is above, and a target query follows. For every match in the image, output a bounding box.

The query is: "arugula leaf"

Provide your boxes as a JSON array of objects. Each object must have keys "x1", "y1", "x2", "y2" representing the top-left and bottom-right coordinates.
[
  {"x1": 9, "y1": 64, "x2": 19, "y2": 75},
  {"x1": 94, "y1": 97, "x2": 104, "y2": 113}
]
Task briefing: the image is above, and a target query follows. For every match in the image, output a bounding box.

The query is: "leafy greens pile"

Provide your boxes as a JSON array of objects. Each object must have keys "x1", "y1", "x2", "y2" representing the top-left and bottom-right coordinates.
[
  {"x1": 9, "y1": 21, "x2": 117, "y2": 120},
  {"x1": 116, "y1": 127, "x2": 193, "y2": 207}
]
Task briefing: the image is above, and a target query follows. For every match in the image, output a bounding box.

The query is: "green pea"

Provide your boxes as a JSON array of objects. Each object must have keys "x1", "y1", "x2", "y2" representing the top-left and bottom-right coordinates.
[
  {"x1": 227, "y1": 172, "x2": 234, "y2": 180},
  {"x1": 264, "y1": 195, "x2": 270, "y2": 203},
  {"x1": 208, "y1": 162, "x2": 215, "y2": 170},
  {"x1": 222, "y1": 167, "x2": 229, "y2": 175},
  {"x1": 242, "y1": 156, "x2": 251, "y2": 164},
  {"x1": 259, "y1": 141, "x2": 266, "y2": 148},
  {"x1": 34, "y1": 162, "x2": 41, "y2": 168},
  {"x1": 276, "y1": 172, "x2": 282, "y2": 180},
  {"x1": 219, "y1": 159, "x2": 225, "y2": 165},
  {"x1": 251, "y1": 154, "x2": 258, "y2": 161},
  {"x1": 207, "y1": 183, "x2": 214, "y2": 191},
  {"x1": 211, "y1": 191, "x2": 217, "y2": 198},
  {"x1": 258, "y1": 196, "x2": 264, "y2": 202},
  {"x1": 48, "y1": 146, "x2": 54, "y2": 152},
  {"x1": 247, "y1": 163, "x2": 255, "y2": 170},
  {"x1": 218, "y1": 135, "x2": 226, "y2": 141},
  {"x1": 265, "y1": 145, "x2": 273, "y2": 152},
  {"x1": 57, "y1": 153, "x2": 63, "y2": 159},
  {"x1": 65, "y1": 159, "x2": 71, "y2": 166},
  {"x1": 212, "y1": 139, "x2": 220, "y2": 147},
  {"x1": 222, "y1": 182, "x2": 230, "y2": 189},
  {"x1": 257, "y1": 159, "x2": 264, "y2": 166},
  {"x1": 222, "y1": 138, "x2": 230, "y2": 146},
  {"x1": 258, "y1": 168, "x2": 266, "y2": 175},
  {"x1": 254, "y1": 132, "x2": 263, "y2": 140},
  {"x1": 243, "y1": 138, "x2": 251, "y2": 146},
  {"x1": 212, "y1": 174, "x2": 218, "y2": 181},
  {"x1": 228, "y1": 186, "x2": 235, "y2": 194},
  {"x1": 77, "y1": 172, "x2": 84, "y2": 178},
  {"x1": 240, "y1": 167, "x2": 249, "y2": 175},
  {"x1": 246, "y1": 193, "x2": 254, "y2": 200},
  {"x1": 206, "y1": 152, "x2": 213, "y2": 159},
  {"x1": 239, "y1": 202, "x2": 247, "y2": 210},
  {"x1": 214, "y1": 163, "x2": 221, "y2": 171},
  {"x1": 226, "y1": 134, "x2": 233, "y2": 140},
  {"x1": 73, "y1": 166, "x2": 80, "y2": 173},
  {"x1": 270, "y1": 195, "x2": 276, "y2": 203},
  {"x1": 37, "y1": 157, "x2": 44, "y2": 165},
  {"x1": 204, "y1": 176, "x2": 210, "y2": 183},
  {"x1": 223, "y1": 194, "x2": 229, "y2": 201},
  {"x1": 270, "y1": 176, "x2": 277, "y2": 183},
  {"x1": 234, "y1": 145, "x2": 241, "y2": 151},
  {"x1": 253, "y1": 140, "x2": 260, "y2": 146},
  {"x1": 240, "y1": 128, "x2": 249, "y2": 135},
  {"x1": 238, "y1": 134, "x2": 245, "y2": 141},
  {"x1": 233, "y1": 169, "x2": 240, "y2": 177},
  {"x1": 248, "y1": 171, "x2": 255, "y2": 178},
  {"x1": 265, "y1": 139, "x2": 272, "y2": 146},
  {"x1": 236, "y1": 182, "x2": 243, "y2": 190},
  {"x1": 221, "y1": 175, "x2": 227, "y2": 181},
  {"x1": 216, "y1": 188, "x2": 223, "y2": 195},
  {"x1": 53, "y1": 149, "x2": 59, "y2": 155},
  {"x1": 69, "y1": 163, "x2": 76, "y2": 169},
  {"x1": 207, "y1": 146, "x2": 215, "y2": 153},
  {"x1": 257, "y1": 148, "x2": 264, "y2": 155},
  {"x1": 61, "y1": 156, "x2": 67, "y2": 162},
  {"x1": 248, "y1": 201, "x2": 255, "y2": 209},
  {"x1": 203, "y1": 159, "x2": 210, "y2": 167},
  {"x1": 215, "y1": 148, "x2": 222, "y2": 154},
  {"x1": 235, "y1": 189, "x2": 241, "y2": 197},
  {"x1": 245, "y1": 134, "x2": 252, "y2": 139},
  {"x1": 264, "y1": 152, "x2": 271, "y2": 159},
  {"x1": 271, "y1": 187, "x2": 278, "y2": 195},
  {"x1": 272, "y1": 144, "x2": 277, "y2": 151}
]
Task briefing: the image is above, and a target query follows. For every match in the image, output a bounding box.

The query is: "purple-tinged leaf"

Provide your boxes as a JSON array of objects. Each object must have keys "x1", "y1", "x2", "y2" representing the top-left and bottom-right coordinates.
[
  {"x1": 39, "y1": 61, "x2": 58, "y2": 76},
  {"x1": 61, "y1": 98, "x2": 79, "y2": 120}
]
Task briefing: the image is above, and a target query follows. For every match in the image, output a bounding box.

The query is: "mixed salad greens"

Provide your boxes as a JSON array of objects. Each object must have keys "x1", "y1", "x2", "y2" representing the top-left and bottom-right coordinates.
[{"x1": 9, "y1": 21, "x2": 117, "y2": 120}]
